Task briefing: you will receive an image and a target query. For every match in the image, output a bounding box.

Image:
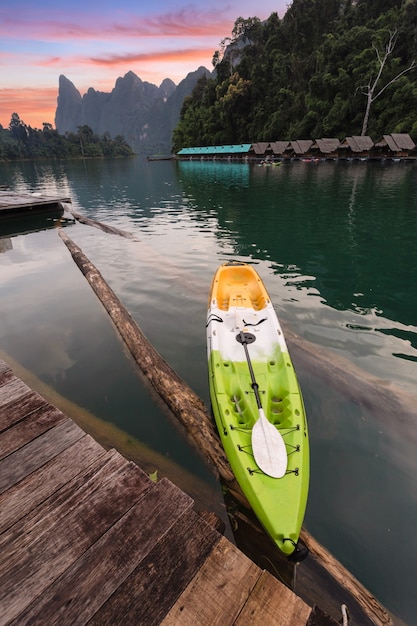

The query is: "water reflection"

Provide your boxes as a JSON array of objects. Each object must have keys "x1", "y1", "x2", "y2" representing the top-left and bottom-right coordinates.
[
  {"x1": 0, "y1": 212, "x2": 70, "y2": 239},
  {"x1": 1, "y1": 157, "x2": 417, "y2": 624},
  {"x1": 177, "y1": 159, "x2": 250, "y2": 187}
]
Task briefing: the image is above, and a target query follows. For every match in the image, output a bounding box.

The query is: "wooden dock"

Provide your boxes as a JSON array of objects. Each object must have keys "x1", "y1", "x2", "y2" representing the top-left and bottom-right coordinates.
[
  {"x1": 0, "y1": 191, "x2": 70, "y2": 216},
  {"x1": 0, "y1": 359, "x2": 336, "y2": 626}
]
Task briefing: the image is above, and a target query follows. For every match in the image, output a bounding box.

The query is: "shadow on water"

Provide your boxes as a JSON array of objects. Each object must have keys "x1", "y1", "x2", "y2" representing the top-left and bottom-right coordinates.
[{"x1": 0, "y1": 211, "x2": 73, "y2": 239}]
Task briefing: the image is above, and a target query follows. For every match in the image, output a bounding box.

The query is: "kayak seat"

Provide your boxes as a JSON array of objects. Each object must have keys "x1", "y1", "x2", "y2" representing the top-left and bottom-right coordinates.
[
  {"x1": 214, "y1": 265, "x2": 269, "y2": 311},
  {"x1": 217, "y1": 284, "x2": 267, "y2": 311}
]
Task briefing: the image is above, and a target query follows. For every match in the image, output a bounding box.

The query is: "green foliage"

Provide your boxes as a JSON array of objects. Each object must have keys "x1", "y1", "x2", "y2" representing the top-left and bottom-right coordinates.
[
  {"x1": 149, "y1": 470, "x2": 158, "y2": 483},
  {"x1": 172, "y1": 0, "x2": 417, "y2": 150},
  {"x1": 0, "y1": 114, "x2": 134, "y2": 161}
]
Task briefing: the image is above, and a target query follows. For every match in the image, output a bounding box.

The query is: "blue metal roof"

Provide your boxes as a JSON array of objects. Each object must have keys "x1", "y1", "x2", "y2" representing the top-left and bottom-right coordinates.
[{"x1": 177, "y1": 144, "x2": 252, "y2": 155}]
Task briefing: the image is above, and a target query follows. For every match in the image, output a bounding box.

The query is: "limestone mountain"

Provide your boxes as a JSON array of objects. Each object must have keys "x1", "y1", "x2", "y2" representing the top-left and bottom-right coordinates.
[{"x1": 55, "y1": 67, "x2": 211, "y2": 154}]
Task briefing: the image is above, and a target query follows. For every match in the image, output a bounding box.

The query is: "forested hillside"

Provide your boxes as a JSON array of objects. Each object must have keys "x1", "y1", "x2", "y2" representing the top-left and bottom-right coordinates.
[{"x1": 172, "y1": 0, "x2": 417, "y2": 151}]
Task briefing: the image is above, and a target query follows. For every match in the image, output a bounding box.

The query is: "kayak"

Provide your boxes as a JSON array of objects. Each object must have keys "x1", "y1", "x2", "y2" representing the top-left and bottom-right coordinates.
[{"x1": 206, "y1": 261, "x2": 309, "y2": 559}]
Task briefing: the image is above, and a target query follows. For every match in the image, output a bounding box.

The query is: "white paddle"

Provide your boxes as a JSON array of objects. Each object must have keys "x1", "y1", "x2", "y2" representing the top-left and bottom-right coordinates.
[{"x1": 236, "y1": 331, "x2": 287, "y2": 478}]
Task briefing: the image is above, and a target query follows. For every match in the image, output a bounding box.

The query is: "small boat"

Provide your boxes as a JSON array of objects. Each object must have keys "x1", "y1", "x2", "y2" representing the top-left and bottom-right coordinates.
[
  {"x1": 257, "y1": 160, "x2": 281, "y2": 167},
  {"x1": 206, "y1": 261, "x2": 309, "y2": 559}
]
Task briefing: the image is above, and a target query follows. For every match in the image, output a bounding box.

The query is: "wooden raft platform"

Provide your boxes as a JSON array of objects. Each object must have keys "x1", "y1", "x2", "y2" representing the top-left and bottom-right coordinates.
[
  {"x1": 0, "y1": 359, "x2": 335, "y2": 626},
  {"x1": 0, "y1": 191, "x2": 70, "y2": 216}
]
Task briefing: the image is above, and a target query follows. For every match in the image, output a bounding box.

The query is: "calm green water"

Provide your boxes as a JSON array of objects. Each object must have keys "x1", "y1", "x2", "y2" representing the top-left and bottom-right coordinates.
[{"x1": 1, "y1": 157, "x2": 417, "y2": 624}]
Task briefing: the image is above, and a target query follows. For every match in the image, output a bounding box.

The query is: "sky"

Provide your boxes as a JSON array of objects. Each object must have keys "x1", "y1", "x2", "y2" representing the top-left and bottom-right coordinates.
[{"x1": 0, "y1": 0, "x2": 289, "y2": 129}]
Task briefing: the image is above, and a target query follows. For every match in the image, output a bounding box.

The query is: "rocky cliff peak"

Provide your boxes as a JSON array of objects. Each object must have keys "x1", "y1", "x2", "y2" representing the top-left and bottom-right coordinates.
[{"x1": 55, "y1": 67, "x2": 211, "y2": 154}]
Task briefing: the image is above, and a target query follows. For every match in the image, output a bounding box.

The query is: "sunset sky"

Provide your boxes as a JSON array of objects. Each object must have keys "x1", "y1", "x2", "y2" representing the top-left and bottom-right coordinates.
[{"x1": 0, "y1": 0, "x2": 289, "y2": 129}]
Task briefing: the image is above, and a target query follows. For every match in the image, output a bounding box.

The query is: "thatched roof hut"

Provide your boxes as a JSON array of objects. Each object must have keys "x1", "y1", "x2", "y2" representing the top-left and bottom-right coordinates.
[
  {"x1": 374, "y1": 134, "x2": 415, "y2": 156},
  {"x1": 250, "y1": 142, "x2": 271, "y2": 157},
  {"x1": 269, "y1": 141, "x2": 289, "y2": 156},
  {"x1": 286, "y1": 140, "x2": 313, "y2": 156},
  {"x1": 312, "y1": 138, "x2": 340, "y2": 157},
  {"x1": 338, "y1": 136, "x2": 374, "y2": 157}
]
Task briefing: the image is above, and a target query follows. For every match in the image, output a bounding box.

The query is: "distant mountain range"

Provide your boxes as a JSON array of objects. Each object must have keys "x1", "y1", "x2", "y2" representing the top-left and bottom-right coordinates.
[{"x1": 55, "y1": 67, "x2": 211, "y2": 155}]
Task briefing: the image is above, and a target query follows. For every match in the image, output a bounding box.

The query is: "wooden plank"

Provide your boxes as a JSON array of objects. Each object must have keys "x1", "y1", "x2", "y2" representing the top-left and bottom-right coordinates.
[
  {"x1": 0, "y1": 403, "x2": 67, "y2": 460},
  {"x1": 88, "y1": 508, "x2": 222, "y2": 626},
  {"x1": 0, "y1": 192, "x2": 70, "y2": 211},
  {"x1": 0, "y1": 434, "x2": 107, "y2": 534},
  {"x1": 12, "y1": 479, "x2": 196, "y2": 625},
  {"x1": 0, "y1": 360, "x2": 11, "y2": 377},
  {"x1": 0, "y1": 387, "x2": 47, "y2": 431},
  {"x1": 161, "y1": 536, "x2": 262, "y2": 625},
  {"x1": 0, "y1": 448, "x2": 127, "y2": 557},
  {"x1": 0, "y1": 419, "x2": 85, "y2": 494},
  {"x1": 0, "y1": 376, "x2": 31, "y2": 410},
  {"x1": 235, "y1": 570, "x2": 311, "y2": 625},
  {"x1": 0, "y1": 455, "x2": 153, "y2": 624}
]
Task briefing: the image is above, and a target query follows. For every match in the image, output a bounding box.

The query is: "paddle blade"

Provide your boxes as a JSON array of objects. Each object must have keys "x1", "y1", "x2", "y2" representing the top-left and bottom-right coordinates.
[{"x1": 252, "y1": 409, "x2": 287, "y2": 478}]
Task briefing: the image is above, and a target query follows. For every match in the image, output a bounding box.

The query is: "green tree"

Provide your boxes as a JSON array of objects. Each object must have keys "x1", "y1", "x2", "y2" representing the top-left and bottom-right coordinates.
[
  {"x1": 0, "y1": 116, "x2": 134, "y2": 161},
  {"x1": 9, "y1": 113, "x2": 28, "y2": 143}
]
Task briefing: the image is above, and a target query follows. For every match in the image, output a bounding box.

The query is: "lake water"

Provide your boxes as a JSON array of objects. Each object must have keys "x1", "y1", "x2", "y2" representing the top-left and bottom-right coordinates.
[{"x1": 1, "y1": 157, "x2": 417, "y2": 624}]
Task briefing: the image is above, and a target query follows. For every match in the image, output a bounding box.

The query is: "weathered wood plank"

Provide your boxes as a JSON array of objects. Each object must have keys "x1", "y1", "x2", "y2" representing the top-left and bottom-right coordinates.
[
  {"x1": 0, "y1": 376, "x2": 31, "y2": 410},
  {"x1": 0, "y1": 360, "x2": 11, "y2": 377},
  {"x1": 0, "y1": 448, "x2": 128, "y2": 557},
  {"x1": 0, "y1": 387, "x2": 47, "y2": 431},
  {"x1": 0, "y1": 434, "x2": 107, "y2": 534},
  {"x1": 0, "y1": 403, "x2": 66, "y2": 460},
  {"x1": 0, "y1": 419, "x2": 85, "y2": 494},
  {"x1": 0, "y1": 455, "x2": 153, "y2": 624},
  {"x1": 0, "y1": 375, "x2": 29, "y2": 405},
  {"x1": 198, "y1": 510, "x2": 226, "y2": 534},
  {"x1": 88, "y1": 508, "x2": 222, "y2": 626},
  {"x1": 12, "y1": 479, "x2": 195, "y2": 625},
  {"x1": 235, "y1": 570, "x2": 311, "y2": 625},
  {"x1": 161, "y1": 536, "x2": 262, "y2": 625},
  {"x1": 0, "y1": 192, "x2": 70, "y2": 212}
]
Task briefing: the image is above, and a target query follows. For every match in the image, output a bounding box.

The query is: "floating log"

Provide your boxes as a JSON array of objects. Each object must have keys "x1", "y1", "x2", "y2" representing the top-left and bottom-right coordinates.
[
  {"x1": 65, "y1": 207, "x2": 137, "y2": 240},
  {"x1": 58, "y1": 229, "x2": 238, "y2": 491}
]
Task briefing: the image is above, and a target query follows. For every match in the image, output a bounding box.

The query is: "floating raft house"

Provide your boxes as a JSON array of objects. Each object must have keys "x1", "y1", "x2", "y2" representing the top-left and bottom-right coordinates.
[{"x1": 0, "y1": 191, "x2": 70, "y2": 216}]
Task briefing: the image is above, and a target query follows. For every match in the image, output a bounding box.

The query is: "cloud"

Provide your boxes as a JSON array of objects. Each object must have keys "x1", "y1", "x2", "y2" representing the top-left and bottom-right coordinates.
[
  {"x1": 0, "y1": 88, "x2": 57, "y2": 127},
  {"x1": 0, "y1": 7, "x2": 231, "y2": 42},
  {"x1": 114, "y1": 9, "x2": 232, "y2": 38},
  {"x1": 90, "y1": 47, "x2": 215, "y2": 67}
]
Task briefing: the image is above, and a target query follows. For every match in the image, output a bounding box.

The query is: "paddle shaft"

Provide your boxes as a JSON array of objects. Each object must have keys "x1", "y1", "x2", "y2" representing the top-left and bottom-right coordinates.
[{"x1": 238, "y1": 332, "x2": 263, "y2": 410}]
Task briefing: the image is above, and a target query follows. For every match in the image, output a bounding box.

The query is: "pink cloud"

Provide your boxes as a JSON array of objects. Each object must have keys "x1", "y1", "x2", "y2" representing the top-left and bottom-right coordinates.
[
  {"x1": 0, "y1": 88, "x2": 57, "y2": 128},
  {"x1": 0, "y1": 8, "x2": 232, "y2": 42},
  {"x1": 89, "y1": 47, "x2": 215, "y2": 67},
  {"x1": 116, "y1": 9, "x2": 232, "y2": 38}
]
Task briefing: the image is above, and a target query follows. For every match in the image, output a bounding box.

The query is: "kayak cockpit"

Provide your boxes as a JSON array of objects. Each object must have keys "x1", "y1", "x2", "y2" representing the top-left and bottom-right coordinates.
[{"x1": 211, "y1": 263, "x2": 269, "y2": 312}]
